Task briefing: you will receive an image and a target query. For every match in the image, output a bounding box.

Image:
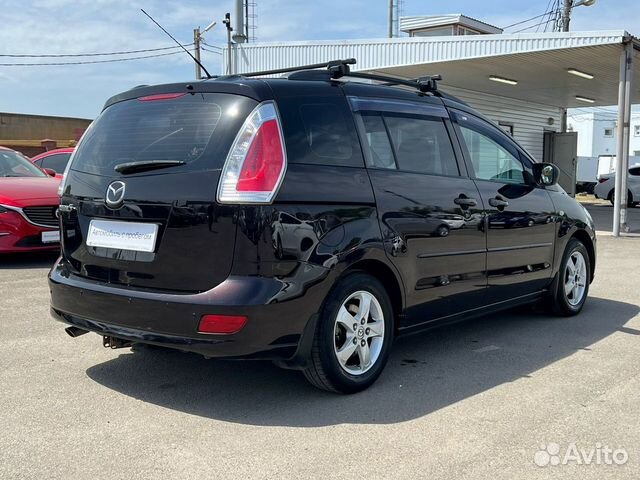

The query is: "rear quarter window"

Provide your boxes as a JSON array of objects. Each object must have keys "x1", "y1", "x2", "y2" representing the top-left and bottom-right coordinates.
[
  {"x1": 277, "y1": 96, "x2": 364, "y2": 167},
  {"x1": 70, "y1": 93, "x2": 257, "y2": 175}
]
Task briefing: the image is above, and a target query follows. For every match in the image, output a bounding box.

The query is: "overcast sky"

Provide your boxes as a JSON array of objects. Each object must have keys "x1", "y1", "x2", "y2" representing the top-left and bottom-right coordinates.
[{"x1": 1, "y1": 0, "x2": 638, "y2": 119}]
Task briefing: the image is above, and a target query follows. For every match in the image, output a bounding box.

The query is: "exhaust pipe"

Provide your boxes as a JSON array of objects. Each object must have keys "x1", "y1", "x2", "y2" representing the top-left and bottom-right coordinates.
[{"x1": 65, "y1": 326, "x2": 89, "y2": 338}]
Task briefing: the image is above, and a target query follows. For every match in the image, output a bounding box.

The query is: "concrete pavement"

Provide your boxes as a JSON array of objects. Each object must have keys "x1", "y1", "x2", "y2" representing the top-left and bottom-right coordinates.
[{"x1": 1, "y1": 235, "x2": 639, "y2": 480}]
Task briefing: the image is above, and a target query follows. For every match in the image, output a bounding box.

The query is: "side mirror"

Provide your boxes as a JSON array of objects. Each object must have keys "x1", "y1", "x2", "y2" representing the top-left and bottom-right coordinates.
[
  {"x1": 43, "y1": 168, "x2": 57, "y2": 177},
  {"x1": 533, "y1": 163, "x2": 559, "y2": 187}
]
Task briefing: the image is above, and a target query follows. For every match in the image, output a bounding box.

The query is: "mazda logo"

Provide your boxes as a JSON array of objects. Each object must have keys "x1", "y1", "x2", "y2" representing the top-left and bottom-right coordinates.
[{"x1": 105, "y1": 181, "x2": 126, "y2": 208}]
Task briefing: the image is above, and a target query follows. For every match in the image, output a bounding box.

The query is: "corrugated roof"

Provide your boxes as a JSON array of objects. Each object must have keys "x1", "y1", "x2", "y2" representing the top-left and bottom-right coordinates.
[{"x1": 227, "y1": 30, "x2": 638, "y2": 108}]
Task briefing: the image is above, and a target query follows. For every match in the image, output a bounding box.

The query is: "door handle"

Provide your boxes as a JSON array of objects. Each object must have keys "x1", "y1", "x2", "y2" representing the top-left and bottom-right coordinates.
[
  {"x1": 488, "y1": 196, "x2": 509, "y2": 209},
  {"x1": 454, "y1": 195, "x2": 477, "y2": 208}
]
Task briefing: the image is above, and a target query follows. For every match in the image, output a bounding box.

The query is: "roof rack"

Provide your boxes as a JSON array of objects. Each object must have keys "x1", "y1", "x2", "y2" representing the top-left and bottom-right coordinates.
[{"x1": 231, "y1": 58, "x2": 442, "y2": 95}]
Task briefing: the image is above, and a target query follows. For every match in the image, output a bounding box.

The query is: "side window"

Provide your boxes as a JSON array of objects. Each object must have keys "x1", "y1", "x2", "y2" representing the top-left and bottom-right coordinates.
[
  {"x1": 454, "y1": 112, "x2": 528, "y2": 184},
  {"x1": 359, "y1": 112, "x2": 459, "y2": 176},
  {"x1": 33, "y1": 159, "x2": 43, "y2": 168},
  {"x1": 360, "y1": 114, "x2": 396, "y2": 169},
  {"x1": 43, "y1": 153, "x2": 71, "y2": 173},
  {"x1": 277, "y1": 96, "x2": 364, "y2": 167},
  {"x1": 629, "y1": 166, "x2": 640, "y2": 176}
]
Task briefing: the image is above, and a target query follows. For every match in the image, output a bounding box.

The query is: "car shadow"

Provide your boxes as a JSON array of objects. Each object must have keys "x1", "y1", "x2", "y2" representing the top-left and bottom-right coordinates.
[
  {"x1": 0, "y1": 252, "x2": 59, "y2": 269},
  {"x1": 86, "y1": 296, "x2": 637, "y2": 426}
]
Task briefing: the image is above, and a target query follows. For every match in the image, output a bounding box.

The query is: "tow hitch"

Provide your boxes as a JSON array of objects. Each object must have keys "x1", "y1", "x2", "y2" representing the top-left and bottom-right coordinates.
[{"x1": 102, "y1": 336, "x2": 133, "y2": 349}]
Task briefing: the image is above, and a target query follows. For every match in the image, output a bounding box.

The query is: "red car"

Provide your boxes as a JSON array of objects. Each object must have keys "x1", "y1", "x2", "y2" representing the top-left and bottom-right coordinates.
[
  {"x1": 31, "y1": 147, "x2": 74, "y2": 176},
  {"x1": 0, "y1": 147, "x2": 61, "y2": 253}
]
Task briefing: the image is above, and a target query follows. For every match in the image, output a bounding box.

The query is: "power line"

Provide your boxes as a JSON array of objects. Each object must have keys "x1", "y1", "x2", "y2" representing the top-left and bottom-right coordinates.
[
  {"x1": 0, "y1": 43, "x2": 194, "y2": 58},
  {"x1": 512, "y1": 10, "x2": 560, "y2": 33},
  {"x1": 501, "y1": 8, "x2": 559, "y2": 30},
  {"x1": 201, "y1": 41, "x2": 223, "y2": 50},
  {"x1": 537, "y1": 0, "x2": 555, "y2": 32},
  {"x1": 201, "y1": 47, "x2": 222, "y2": 55},
  {"x1": 0, "y1": 50, "x2": 184, "y2": 66}
]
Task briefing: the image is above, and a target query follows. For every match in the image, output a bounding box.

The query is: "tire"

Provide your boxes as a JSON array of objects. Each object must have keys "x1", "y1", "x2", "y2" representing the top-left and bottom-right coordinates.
[
  {"x1": 550, "y1": 238, "x2": 591, "y2": 316},
  {"x1": 303, "y1": 272, "x2": 394, "y2": 394},
  {"x1": 608, "y1": 189, "x2": 634, "y2": 207}
]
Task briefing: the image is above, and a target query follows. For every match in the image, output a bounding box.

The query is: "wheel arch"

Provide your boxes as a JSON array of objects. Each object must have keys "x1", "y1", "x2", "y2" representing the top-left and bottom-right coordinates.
[
  {"x1": 571, "y1": 229, "x2": 596, "y2": 281},
  {"x1": 342, "y1": 258, "x2": 405, "y2": 331}
]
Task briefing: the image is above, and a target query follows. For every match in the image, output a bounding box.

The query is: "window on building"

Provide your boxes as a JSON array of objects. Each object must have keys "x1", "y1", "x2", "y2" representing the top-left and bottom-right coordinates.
[
  {"x1": 412, "y1": 26, "x2": 454, "y2": 37},
  {"x1": 634, "y1": 125, "x2": 640, "y2": 137},
  {"x1": 604, "y1": 128, "x2": 614, "y2": 137}
]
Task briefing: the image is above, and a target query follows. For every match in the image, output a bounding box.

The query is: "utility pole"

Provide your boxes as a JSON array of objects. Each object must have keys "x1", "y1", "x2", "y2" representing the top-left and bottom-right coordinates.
[
  {"x1": 193, "y1": 28, "x2": 202, "y2": 80},
  {"x1": 223, "y1": 13, "x2": 233, "y2": 74},
  {"x1": 561, "y1": 0, "x2": 573, "y2": 31},
  {"x1": 388, "y1": 0, "x2": 394, "y2": 38}
]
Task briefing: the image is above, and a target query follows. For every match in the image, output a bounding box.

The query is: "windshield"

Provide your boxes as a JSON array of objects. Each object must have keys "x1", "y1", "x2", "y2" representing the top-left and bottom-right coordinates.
[
  {"x1": 0, "y1": 150, "x2": 46, "y2": 178},
  {"x1": 70, "y1": 92, "x2": 258, "y2": 175}
]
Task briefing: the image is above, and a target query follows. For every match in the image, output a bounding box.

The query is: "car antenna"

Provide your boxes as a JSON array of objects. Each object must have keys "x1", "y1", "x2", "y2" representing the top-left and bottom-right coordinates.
[{"x1": 140, "y1": 8, "x2": 213, "y2": 79}]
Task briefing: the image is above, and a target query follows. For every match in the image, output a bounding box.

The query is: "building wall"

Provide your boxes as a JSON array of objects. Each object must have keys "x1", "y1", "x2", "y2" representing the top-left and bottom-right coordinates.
[
  {"x1": 0, "y1": 112, "x2": 92, "y2": 156},
  {"x1": 443, "y1": 86, "x2": 562, "y2": 161},
  {"x1": 567, "y1": 110, "x2": 640, "y2": 157}
]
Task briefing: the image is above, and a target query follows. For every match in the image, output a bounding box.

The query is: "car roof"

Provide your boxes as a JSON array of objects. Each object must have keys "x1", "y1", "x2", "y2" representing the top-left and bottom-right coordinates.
[{"x1": 31, "y1": 148, "x2": 75, "y2": 162}]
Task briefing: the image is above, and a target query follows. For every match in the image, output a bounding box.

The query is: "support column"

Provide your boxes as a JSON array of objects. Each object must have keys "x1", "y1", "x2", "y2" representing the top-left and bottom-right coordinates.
[
  {"x1": 613, "y1": 45, "x2": 628, "y2": 236},
  {"x1": 620, "y1": 42, "x2": 634, "y2": 232}
]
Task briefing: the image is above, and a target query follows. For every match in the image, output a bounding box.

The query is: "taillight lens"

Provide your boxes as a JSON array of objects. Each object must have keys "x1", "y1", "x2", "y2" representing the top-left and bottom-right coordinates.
[
  {"x1": 198, "y1": 314, "x2": 248, "y2": 334},
  {"x1": 598, "y1": 177, "x2": 608, "y2": 183},
  {"x1": 217, "y1": 101, "x2": 286, "y2": 204}
]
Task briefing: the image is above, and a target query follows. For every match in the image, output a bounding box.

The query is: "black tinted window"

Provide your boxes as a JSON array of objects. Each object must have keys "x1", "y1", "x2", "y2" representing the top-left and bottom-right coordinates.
[
  {"x1": 360, "y1": 112, "x2": 459, "y2": 176},
  {"x1": 277, "y1": 96, "x2": 364, "y2": 167},
  {"x1": 360, "y1": 114, "x2": 396, "y2": 169},
  {"x1": 629, "y1": 166, "x2": 640, "y2": 176},
  {"x1": 71, "y1": 93, "x2": 257, "y2": 175},
  {"x1": 43, "y1": 153, "x2": 71, "y2": 173}
]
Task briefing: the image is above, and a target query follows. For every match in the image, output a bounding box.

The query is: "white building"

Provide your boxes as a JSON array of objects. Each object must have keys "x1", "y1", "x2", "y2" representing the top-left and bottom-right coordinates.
[{"x1": 567, "y1": 108, "x2": 640, "y2": 157}]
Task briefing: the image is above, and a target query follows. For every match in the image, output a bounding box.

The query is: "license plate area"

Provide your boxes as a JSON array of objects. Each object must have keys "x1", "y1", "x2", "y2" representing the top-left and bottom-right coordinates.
[
  {"x1": 86, "y1": 219, "x2": 158, "y2": 253},
  {"x1": 41, "y1": 230, "x2": 60, "y2": 244}
]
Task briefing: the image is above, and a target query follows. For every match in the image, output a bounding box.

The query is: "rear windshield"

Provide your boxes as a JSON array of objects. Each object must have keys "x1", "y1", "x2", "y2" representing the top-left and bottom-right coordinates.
[{"x1": 71, "y1": 93, "x2": 257, "y2": 175}]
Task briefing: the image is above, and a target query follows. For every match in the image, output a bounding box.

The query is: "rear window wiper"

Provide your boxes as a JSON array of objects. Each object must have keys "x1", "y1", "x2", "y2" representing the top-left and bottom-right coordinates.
[{"x1": 114, "y1": 160, "x2": 186, "y2": 175}]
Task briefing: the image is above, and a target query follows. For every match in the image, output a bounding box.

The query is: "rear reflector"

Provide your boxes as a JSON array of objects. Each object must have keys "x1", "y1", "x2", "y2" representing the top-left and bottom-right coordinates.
[
  {"x1": 198, "y1": 314, "x2": 248, "y2": 334},
  {"x1": 217, "y1": 101, "x2": 286, "y2": 204},
  {"x1": 138, "y1": 93, "x2": 186, "y2": 102}
]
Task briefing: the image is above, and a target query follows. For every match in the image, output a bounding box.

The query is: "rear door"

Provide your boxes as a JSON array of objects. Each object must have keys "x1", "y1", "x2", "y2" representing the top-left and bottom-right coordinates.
[
  {"x1": 351, "y1": 96, "x2": 487, "y2": 325},
  {"x1": 450, "y1": 109, "x2": 556, "y2": 302},
  {"x1": 59, "y1": 91, "x2": 259, "y2": 293}
]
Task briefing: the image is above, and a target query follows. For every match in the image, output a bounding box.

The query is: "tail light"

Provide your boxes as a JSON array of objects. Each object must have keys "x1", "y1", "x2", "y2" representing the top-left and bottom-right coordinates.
[
  {"x1": 198, "y1": 314, "x2": 248, "y2": 334},
  {"x1": 137, "y1": 93, "x2": 186, "y2": 102},
  {"x1": 598, "y1": 177, "x2": 608, "y2": 183},
  {"x1": 217, "y1": 101, "x2": 286, "y2": 204}
]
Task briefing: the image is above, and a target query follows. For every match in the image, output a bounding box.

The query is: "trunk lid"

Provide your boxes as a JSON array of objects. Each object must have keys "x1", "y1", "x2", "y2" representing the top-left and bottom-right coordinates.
[{"x1": 59, "y1": 89, "x2": 259, "y2": 293}]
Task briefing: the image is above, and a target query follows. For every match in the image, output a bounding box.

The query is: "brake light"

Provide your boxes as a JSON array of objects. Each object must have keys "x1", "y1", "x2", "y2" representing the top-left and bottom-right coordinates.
[
  {"x1": 198, "y1": 314, "x2": 248, "y2": 334},
  {"x1": 137, "y1": 93, "x2": 186, "y2": 102},
  {"x1": 598, "y1": 177, "x2": 609, "y2": 183},
  {"x1": 217, "y1": 101, "x2": 286, "y2": 204}
]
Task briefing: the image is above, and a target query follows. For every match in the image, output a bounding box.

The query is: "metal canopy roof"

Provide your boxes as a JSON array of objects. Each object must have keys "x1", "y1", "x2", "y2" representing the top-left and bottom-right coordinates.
[{"x1": 231, "y1": 30, "x2": 640, "y2": 108}]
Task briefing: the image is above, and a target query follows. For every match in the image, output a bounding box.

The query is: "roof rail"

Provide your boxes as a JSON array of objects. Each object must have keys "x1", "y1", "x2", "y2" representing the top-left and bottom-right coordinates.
[
  {"x1": 229, "y1": 58, "x2": 442, "y2": 95},
  {"x1": 237, "y1": 58, "x2": 356, "y2": 79}
]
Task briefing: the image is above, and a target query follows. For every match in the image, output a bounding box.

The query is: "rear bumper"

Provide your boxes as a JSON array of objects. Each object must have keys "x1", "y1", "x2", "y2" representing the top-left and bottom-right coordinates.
[{"x1": 49, "y1": 257, "x2": 330, "y2": 361}]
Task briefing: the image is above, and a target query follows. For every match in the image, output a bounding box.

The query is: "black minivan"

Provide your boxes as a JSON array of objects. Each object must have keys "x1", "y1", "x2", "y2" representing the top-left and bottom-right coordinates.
[{"x1": 50, "y1": 61, "x2": 596, "y2": 393}]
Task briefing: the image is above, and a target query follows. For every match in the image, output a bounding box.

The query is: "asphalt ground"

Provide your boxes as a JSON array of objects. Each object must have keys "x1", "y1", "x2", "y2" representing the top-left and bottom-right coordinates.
[{"x1": 1, "y1": 206, "x2": 638, "y2": 479}]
